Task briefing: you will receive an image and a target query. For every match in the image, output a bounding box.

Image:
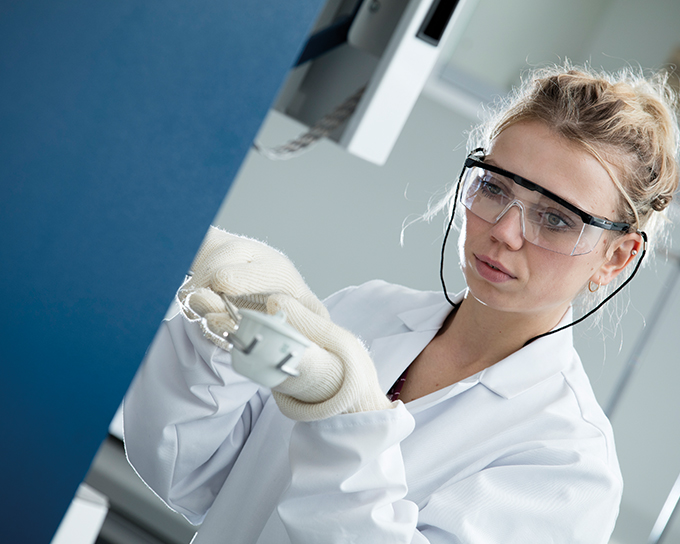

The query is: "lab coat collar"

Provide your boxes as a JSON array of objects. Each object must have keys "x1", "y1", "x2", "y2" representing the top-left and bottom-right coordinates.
[
  {"x1": 478, "y1": 310, "x2": 574, "y2": 399},
  {"x1": 394, "y1": 290, "x2": 575, "y2": 400},
  {"x1": 396, "y1": 290, "x2": 464, "y2": 332}
]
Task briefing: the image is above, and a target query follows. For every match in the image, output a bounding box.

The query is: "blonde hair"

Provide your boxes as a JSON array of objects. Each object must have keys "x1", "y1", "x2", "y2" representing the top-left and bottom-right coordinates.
[{"x1": 469, "y1": 63, "x2": 680, "y2": 242}]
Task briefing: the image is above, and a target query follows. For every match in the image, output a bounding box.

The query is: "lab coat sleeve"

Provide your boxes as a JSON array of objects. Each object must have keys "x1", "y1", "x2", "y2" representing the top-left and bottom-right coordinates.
[
  {"x1": 277, "y1": 407, "x2": 620, "y2": 544},
  {"x1": 123, "y1": 306, "x2": 266, "y2": 525},
  {"x1": 277, "y1": 402, "x2": 423, "y2": 544}
]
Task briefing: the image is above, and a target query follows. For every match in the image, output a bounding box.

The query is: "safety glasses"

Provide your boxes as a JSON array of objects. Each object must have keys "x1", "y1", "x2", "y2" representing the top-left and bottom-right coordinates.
[{"x1": 460, "y1": 152, "x2": 631, "y2": 256}]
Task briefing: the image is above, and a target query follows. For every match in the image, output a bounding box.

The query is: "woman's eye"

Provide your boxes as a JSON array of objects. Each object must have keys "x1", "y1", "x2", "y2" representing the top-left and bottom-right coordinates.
[
  {"x1": 480, "y1": 180, "x2": 505, "y2": 197},
  {"x1": 542, "y1": 212, "x2": 572, "y2": 230}
]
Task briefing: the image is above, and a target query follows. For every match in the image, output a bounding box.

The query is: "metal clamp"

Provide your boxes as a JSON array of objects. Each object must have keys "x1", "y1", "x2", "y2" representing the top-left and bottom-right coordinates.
[{"x1": 220, "y1": 302, "x2": 311, "y2": 388}]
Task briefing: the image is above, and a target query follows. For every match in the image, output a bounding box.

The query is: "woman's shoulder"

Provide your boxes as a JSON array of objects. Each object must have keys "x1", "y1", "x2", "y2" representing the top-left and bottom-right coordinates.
[
  {"x1": 324, "y1": 280, "x2": 444, "y2": 318},
  {"x1": 322, "y1": 280, "x2": 446, "y2": 339}
]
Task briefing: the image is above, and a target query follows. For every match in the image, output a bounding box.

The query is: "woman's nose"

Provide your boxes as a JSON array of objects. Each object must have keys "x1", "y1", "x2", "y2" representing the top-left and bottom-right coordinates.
[{"x1": 490, "y1": 202, "x2": 525, "y2": 250}]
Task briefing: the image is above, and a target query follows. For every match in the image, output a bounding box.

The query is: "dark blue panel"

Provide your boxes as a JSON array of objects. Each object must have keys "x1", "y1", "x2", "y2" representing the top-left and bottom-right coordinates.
[{"x1": 0, "y1": 1, "x2": 323, "y2": 540}]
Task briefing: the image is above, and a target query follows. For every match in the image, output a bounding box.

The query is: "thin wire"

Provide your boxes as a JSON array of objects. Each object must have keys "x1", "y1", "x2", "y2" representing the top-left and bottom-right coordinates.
[{"x1": 440, "y1": 163, "x2": 467, "y2": 308}]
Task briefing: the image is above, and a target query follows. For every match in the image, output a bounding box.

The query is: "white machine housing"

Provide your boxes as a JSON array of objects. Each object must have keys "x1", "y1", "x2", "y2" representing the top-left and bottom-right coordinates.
[{"x1": 275, "y1": 0, "x2": 473, "y2": 165}]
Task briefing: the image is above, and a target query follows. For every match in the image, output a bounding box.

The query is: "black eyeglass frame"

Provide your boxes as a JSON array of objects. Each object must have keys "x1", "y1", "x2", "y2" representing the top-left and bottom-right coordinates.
[{"x1": 464, "y1": 151, "x2": 632, "y2": 233}]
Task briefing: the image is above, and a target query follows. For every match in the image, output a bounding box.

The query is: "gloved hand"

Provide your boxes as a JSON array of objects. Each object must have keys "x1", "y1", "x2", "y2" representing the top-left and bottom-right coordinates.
[
  {"x1": 177, "y1": 226, "x2": 329, "y2": 349},
  {"x1": 267, "y1": 294, "x2": 395, "y2": 421},
  {"x1": 177, "y1": 227, "x2": 393, "y2": 420}
]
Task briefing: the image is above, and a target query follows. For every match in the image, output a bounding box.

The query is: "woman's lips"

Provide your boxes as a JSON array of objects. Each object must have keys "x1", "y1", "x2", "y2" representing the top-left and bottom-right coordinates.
[{"x1": 475, "y1": 255, "x2": 517, "y2": 283}]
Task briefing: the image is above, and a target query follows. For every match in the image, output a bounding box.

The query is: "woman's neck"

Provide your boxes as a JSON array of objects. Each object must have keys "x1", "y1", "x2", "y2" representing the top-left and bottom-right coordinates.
[{"x1": 442, "y1": 293, "x2": 570, "y2": 373}]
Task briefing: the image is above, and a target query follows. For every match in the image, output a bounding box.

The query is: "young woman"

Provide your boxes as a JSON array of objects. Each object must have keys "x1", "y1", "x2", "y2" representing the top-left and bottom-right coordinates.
[{"x1": 123, "y1": 65, "x2": 679, "y2": 543}]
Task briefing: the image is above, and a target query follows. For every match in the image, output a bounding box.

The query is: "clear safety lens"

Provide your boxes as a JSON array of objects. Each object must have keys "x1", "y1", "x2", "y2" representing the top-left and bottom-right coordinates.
[{"x1": 460, "y1": 166, "x2": 603, "y2": 255}]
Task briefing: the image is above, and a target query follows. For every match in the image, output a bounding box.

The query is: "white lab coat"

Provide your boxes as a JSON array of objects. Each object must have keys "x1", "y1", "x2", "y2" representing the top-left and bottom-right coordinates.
[{"x1": 123, "y1": 280, "x2": 623, "y2": 543}]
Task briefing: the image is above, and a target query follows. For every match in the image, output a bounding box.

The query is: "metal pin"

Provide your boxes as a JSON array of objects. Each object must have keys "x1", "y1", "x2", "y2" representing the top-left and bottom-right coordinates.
[{"x1": 276, "y1": 352, "x2": 300, "y2": 377}]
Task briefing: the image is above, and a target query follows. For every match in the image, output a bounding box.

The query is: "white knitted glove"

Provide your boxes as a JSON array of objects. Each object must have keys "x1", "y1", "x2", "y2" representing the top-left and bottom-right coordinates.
[
  {"x1": 177, "y1": 226, "x2": 328, "y2": 349},
  {"x1": 267, "y1": 294, "x2": 395, "y2": 421}
]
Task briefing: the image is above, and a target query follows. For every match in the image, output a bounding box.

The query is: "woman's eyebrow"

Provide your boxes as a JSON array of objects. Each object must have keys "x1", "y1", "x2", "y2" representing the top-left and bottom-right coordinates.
[{"x1": 484, "y1": 157, "x2": 521, "y2": 177}]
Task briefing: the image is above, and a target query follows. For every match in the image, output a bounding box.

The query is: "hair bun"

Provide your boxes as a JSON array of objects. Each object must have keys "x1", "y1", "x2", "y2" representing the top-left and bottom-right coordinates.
[{"x1": 651, "y1": 194, "x2": 672, "y2": 211}]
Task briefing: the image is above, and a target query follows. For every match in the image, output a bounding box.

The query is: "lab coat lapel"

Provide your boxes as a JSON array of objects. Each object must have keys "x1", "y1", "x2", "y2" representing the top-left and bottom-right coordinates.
[
  {"x1": 369, "y1": 296, "x2": 459, "y2": 394},
  {"x1": 370, "y1": 330, "x2": 438, "y2": 393},
  {"x1": 479, "y1": 309, "x2": 575, "y2": 399}
]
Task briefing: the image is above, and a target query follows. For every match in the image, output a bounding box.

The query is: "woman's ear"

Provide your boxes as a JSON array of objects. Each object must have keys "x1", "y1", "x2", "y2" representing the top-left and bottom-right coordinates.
[{"x1": 595, "y1": 232, "x2": 644, "y2": 286}]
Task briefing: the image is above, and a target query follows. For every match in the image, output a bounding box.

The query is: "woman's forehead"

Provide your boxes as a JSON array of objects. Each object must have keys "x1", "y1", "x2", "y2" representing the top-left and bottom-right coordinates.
[{"x1": 487, "y1": 122, "x2": 621, "y2": 217}]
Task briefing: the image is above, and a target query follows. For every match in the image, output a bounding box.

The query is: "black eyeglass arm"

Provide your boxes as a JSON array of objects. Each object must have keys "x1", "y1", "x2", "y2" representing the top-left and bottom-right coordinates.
[{"x1": 588, "y1": 217, "x2": 631, "y2": 232}]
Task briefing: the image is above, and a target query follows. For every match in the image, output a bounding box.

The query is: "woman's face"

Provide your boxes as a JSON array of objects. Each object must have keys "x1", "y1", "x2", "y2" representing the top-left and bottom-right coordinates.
[{"x1": 458, "y1": 120, "x2": 636, "y2": 320}]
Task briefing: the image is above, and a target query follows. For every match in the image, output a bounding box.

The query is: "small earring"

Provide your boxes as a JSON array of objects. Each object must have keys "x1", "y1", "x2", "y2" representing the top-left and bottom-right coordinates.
[
  {"x1": 631, "y1": 249, "x2": 638, "y2": 256},
  {"x1": 588, "y1": 281, "x2": 600, "y2": 293}
]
